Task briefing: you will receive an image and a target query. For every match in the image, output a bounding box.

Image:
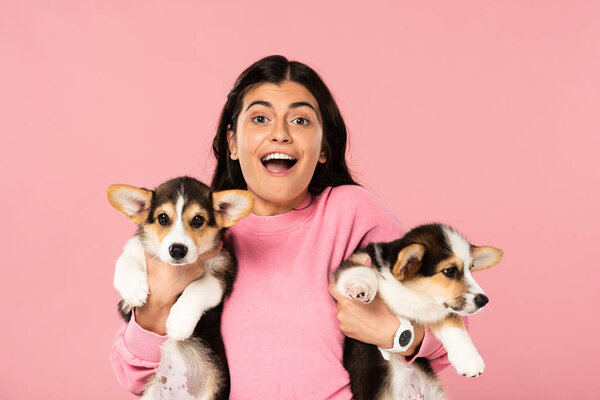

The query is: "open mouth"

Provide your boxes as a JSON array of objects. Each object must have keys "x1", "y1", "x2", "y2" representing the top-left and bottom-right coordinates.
[
  {"x1": 443, "y1": 301, "x2": 465, "y2": 313},
  {"x1": 261, "y1": 153, "x2": 297, "y2": 174}
]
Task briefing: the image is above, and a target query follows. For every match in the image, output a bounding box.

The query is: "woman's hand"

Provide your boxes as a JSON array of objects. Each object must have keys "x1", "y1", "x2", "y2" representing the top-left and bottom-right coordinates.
[
  {"x1": 328, "y1": 283, "x2": 424, "y2": 357},
  {"x1": 134, "y1": 254, "x2": 206, "y2": 335}
]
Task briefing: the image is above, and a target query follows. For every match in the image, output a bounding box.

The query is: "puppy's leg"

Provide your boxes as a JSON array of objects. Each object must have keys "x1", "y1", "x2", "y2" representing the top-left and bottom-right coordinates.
[
  {"x1": 114, "y1": 237, "x2": 149, "y2": 310},
  {"x1": 430, "y1": 315, "x2": 485, "y2": 377},
  {"x1": 334, "y1": 256, "x2": 378, "y2": 303},
  {"x1": 166, "y1": 273, "x2": 225, "y2": 341}
]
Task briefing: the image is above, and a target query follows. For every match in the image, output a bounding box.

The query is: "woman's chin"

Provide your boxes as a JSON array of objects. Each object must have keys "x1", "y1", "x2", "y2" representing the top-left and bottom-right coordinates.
[{"x1": 249, "y1": 188, "x2": 309, "y2": 216}]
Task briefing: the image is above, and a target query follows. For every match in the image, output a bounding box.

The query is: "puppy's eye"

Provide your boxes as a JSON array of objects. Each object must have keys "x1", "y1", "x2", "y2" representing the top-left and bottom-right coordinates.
[
  {"x1": 191, "y1": 215, "x2": 205, "y2": 229},
  {"x1": 442, "y1": 266, "x2": 459, "y2": 278},
  {"x1": 157, "y1": 213, "x2": 170, "y2": 226}
]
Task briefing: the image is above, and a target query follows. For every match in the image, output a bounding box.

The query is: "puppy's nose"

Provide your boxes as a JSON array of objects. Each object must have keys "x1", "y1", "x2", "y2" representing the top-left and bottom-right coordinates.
[
  {"x1": 474, "y1": 294, "x2": 489, "y2": 308},
  {"x1": 169, "y1": 243, "x2": 188, "y2": 260}
]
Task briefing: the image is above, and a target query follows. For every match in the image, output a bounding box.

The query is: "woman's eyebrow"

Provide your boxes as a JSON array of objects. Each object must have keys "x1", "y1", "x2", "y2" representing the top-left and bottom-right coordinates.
[
  {"x1": 245, "y1": 100, "x2": 271, "y2": 112},
  {"x1": 289, "y1": 102, "x2": 316, "y2": 112},
  {"x1": 244, "y1": 100, "x2": 317, "y2": 112}
]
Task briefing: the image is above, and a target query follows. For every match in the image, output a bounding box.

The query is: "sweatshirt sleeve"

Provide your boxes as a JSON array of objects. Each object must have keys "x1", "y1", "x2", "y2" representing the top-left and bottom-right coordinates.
[
  {"x1": 355, "y1": 192, "x2": 406, "y2": 248},
  {"x1": 401, "y1": 327, "x2": 451, "y2": 373},
  {"x1": 109, "y1": 309, "x2": 168, "y2": 395}
]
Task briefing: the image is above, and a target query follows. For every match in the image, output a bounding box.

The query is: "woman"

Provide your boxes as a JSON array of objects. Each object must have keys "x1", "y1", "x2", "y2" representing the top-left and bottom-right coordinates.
[{"x1": 111, "y1": 55, "x2": 451, "y2": 399}]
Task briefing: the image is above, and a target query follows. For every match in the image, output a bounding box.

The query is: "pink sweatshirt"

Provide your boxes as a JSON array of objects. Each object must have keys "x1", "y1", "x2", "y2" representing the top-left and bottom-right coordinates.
[{"x1": 110, "y1": 185, "x2": 451, "y2": 398}]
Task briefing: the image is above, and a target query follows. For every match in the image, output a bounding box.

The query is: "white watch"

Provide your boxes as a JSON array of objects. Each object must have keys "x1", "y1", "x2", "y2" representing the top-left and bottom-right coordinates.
[{"x1": 378, "y1": 317, "x2": 414, "y2": 361}]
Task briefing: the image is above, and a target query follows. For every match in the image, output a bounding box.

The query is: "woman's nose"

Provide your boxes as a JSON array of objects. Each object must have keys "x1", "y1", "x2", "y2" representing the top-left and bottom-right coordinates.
[{"x1": 269, "y1": 121, "x2": 292, "y2": 143}]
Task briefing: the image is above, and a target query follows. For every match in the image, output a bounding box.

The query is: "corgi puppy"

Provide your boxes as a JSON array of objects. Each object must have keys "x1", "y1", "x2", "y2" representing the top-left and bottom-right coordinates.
[
  {"x1": 333, "y1": 223, "x2": 503, "y2": 400},
  {"x1": 107, "y1": 176, "x2": 253, "y2": 400}
]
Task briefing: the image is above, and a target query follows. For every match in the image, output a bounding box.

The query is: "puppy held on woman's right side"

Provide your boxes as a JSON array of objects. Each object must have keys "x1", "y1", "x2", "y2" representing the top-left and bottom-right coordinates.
[{"x1": 107, "y1": 176, "x2": 253, "y2": 400}]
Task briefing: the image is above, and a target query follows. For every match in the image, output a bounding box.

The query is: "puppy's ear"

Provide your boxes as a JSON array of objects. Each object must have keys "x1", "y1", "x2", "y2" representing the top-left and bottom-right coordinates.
[
  {"x1": 212, "y1": 190, "x2": 254, "y2": 228},
  {"x1": 471, "y1": 246, "x2": 503, "y2": 272},
  {"x1": 392, "y1": 244, "x2": 426, "y2": 280},
  {"x1": 107, "y1": 184, "x2": 153, "y2": 224}
]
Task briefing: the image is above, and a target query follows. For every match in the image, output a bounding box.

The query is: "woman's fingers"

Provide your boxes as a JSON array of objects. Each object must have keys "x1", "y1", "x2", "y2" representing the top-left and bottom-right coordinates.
[
  {"x1": 134, "y1": 255, "x2": 205, "y2": 334},
  {"x1": 328, "y1": 282, "x2": 345, "y2": 302},
  {"x1": 181, "y1": 257, "x2": 206, "y2": 282},
  {"x1": 329, "y1": 281, "x2": 398, "y2": 348},
  {"x1": 144, "y1": 253, "x2": 206, "y2": 300}
]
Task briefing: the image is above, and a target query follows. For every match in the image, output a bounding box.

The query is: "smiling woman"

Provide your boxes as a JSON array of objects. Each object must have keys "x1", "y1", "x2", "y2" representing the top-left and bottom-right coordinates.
[
  {"x1": 227, "y1": 81, "x2": 327, "y2": 215},
  {"x1": 110, "y1": 55, "x2": 451, "y2": 399},
  {"x1": 211, "y1": 56, "x2": 357, "y2": 204}
]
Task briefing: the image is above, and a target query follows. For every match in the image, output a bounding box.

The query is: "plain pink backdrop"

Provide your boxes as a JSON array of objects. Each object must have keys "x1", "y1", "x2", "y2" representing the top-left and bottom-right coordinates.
[{"x1": 1, "y1": 1, "x2": 598, "y2": 399}]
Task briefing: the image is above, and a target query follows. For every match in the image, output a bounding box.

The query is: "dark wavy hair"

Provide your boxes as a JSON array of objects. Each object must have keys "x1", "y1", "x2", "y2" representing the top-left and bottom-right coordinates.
[{"x1": 211, "y1": 55, "x2": 358, "y2": 195}]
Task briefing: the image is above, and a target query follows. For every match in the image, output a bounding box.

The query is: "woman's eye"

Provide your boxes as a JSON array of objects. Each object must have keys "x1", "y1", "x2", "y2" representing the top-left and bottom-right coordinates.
[
  {"x1": 252, "y1": 115, "x2": 269, "y2": 124},
  {"x1": 292, "y1": 117, "x2": 309, "y2": 126},
  {"x1": 157, "y1": 213, "x2": 170, "y2": 226},
  {"x1": 191, "y1": 215, "x2": 205, "y2": 228},
  {"x1": 442, "y1": 266, "x2": 459, "y2": 278}
]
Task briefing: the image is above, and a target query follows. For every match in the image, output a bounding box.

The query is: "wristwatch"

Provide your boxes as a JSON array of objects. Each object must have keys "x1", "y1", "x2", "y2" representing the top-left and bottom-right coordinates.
[{"x1": 378, "y1": 317, "x2": 414, "y2": 361}]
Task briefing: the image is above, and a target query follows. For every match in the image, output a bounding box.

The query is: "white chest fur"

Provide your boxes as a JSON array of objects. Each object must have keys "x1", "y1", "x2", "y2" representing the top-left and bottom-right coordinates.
[{"x1": 384, "y1": 357, "x2": 445, "y2": 400}]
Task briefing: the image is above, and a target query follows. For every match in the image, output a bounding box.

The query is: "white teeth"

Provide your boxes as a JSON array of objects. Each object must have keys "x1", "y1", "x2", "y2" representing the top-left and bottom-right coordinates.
[{"x1": 261, "y1": 153, "x2": 296, "y2": 162}]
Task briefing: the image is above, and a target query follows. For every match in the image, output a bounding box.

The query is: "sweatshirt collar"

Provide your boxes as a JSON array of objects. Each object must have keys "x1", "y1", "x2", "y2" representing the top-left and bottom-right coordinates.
[{"x1": 233, "y1": 191, "x2": 320, "y2": 236}]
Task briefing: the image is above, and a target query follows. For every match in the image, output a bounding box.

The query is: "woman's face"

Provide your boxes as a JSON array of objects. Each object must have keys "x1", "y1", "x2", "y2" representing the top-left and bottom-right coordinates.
[{"x1": 228, "y1": 81, "x2": 326, "y2": 216}]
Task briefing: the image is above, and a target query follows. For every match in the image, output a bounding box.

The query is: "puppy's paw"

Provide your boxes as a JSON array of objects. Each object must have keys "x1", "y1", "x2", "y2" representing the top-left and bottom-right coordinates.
[
  {"x1": 116, "y1": 269, "x2": 149, "y2": 308},
  {"x1": 336, "y1": 267, "x2": 378, "y2": 303},
  {"x1": 449, "y1": 349, "x2": 485, "y2": 377},
  {"x1": 165, "y1": 305, "x2": 198, "y2": 341},
  {"x1": 344, "y1": 281, "x2": 375, "y2": 303}
]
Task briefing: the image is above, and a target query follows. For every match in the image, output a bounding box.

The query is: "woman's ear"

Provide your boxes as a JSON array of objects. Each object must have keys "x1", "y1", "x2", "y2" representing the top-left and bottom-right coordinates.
[
  {"x1": 227, "y1": 124, "x2": 239, "y2": 160},
  {"x1": 318, "y1": 151, "x2": 327, "y2": 163}
]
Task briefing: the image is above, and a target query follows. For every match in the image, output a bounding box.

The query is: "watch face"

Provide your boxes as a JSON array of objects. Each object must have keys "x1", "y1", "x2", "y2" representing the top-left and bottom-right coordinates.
[{"x1": 399, "y1": 330, "x2": 412, "y2": 347}]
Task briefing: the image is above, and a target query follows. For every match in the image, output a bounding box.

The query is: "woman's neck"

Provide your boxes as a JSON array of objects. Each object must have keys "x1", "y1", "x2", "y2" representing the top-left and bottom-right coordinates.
[{"x1": 251, "y1": 190, "x2": 309, "y2": 216}]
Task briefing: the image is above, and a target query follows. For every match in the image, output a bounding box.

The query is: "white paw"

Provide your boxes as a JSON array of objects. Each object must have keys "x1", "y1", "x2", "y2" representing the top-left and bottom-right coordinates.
[
  {"x1": 336, "y1": 267, "x2": 378, "y2": 303},
  {"x1": 115, "y1": 269, "x2": 149, "y2": 308},
  {"x1": 165, "y1": 305, "x2": 199, "y2": 341},
  {"x1": 344, "y1": 279, "x2": 376, "y2": 303},
  {"x1": 449, "y1": 349, "x2": 485, "y2": 377}
]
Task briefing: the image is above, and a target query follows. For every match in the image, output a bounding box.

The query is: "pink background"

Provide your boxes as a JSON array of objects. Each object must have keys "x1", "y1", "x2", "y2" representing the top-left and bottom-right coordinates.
[{"x1": 1, "y1": 1, "x2": 598, "y2": 399}]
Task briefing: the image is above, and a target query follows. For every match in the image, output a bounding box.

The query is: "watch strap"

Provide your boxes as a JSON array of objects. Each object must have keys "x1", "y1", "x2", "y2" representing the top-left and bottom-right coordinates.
[{"x1": 378, "y1": 317, "x2": 415, "y2": 361}]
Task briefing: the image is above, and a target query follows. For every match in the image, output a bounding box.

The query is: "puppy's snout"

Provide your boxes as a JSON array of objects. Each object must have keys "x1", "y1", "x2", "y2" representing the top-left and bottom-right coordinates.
[
  {"x1": 169, "y1": 243, "x2": 188, "y2": 260},
  {"x1": 474, "y1": 294, "x2": 489, "y2": 308}
]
